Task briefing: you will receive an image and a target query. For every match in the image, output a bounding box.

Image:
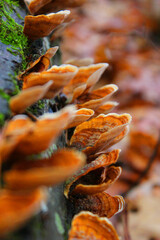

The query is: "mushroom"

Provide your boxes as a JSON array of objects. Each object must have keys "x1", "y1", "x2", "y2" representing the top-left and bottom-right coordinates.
[
  {"x1": 0, "y1": 105, "x2": 76, "y2": 161},
  {"x1": 24, "y1": 0, "x2": 87, "y2": 15},
  {"x1": 66, "y1": 108, "x2": 94, "y2": 129},
  {"x1": 18, "y1": 47, "x2": 58, "y2": 80},
  {"x1": 0, "y1": 187, "x2": 48, "y2": 236},
  {"x1": 68, "y1": 211, "x2": 120, "y2": 240},
  {"x1": 70, "y1": 113, "x2": 132, "y2": 158},
  {"x1": 70, "y1": 192, "x2": 125, "y2": 218},
  {"x1": 63, "y1": 62, "x2": 119, "y2": 115},
  {"x1": 76, "y1": 84, "x2": 118, "y2": 110},
  {"x1": 10, "y1": 81, "x2": 53, "y2": 114},
  {"x1": 4, "y1": 149, "x2": 86, "y2": 189},
  {"x1": 24, "y1": 0, "x2": 52, "y2": 15},
  {"x1": 63, "y1": 63, "x2": 108, "y2": 101},
  {"x1": 64, "y1": 149, "x2": 121, "y2": 198},
  {"x1": 94, "y1": 101, "x2": 119, "y2": 117},
  {"x1": 23, "y1": 10, "x2": 70, "y2": 40},
  {"x1": 71, "y1": 166, "x2": 121, "y2": 195},
  {"x1": 23, "y1": 64, "x2": 78, "y2": 99}
]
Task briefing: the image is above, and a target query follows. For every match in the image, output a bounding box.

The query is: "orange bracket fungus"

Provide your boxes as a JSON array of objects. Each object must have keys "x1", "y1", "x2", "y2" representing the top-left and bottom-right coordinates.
[
  {"x1": 18, "y1": 47, "x2": 59, "y2": 80},
  {"x1": 23, "y1": 64, "x2": 78, "y2": 99},
  {"x1": 68, "y1": 211, "x2": 120, "y2": 240},
  {"x1": 9, "y1": 81, "x2": 53, "y2": 114},
  {"x1": 0, "y1": 188, "x2": 48, "y2": 237},
  {"x1": 23, "y1": 10, "x2": 70, "y2": 40},
  {"x1": 0, "y1": 105, "x2": 76, "y2": 161},
  {"x1": 66, "y1": 108, "x2": 95, "y2": 129},
  {"x1": 64, "y1": 149, "x2": 121, "y2": 198},
  {"x1": 70, "y1": 113, "x2": 132, "y2": 158},
  {"x1": 24, "y1": 0, "x2": 87, "y2": 15},
  {"x1": 24, "y1": 0, "x2": 52, "y2": 15},
  {"x1": 71, "y1": 192, "x2": 125, "y2": 218},
  {"x1": 63, "y1": 63, "x2": 109, "y2": 102},
  {"x1": 4, "y1": 149, "x2": 86, "y2": 190},
  {"x1": 94, "y1": 101, "x2": 119, "y2": 117},
  {"x1": 76, "y1": 84, "x2": 118, "y2": 111},
  {"x1": 66, "y1": 165, "x2": 122, "y2": 196},
  {"x1": 0, "y1": 0, "x2": 134, "y2": 237}
]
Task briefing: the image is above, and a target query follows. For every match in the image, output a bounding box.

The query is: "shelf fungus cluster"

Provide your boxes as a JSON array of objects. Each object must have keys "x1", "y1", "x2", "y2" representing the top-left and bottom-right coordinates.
[
  {"x1": 0, "y1": 105, "x2": 86, "y2": 236},
  {"x1": 23, "y1": 0, "x2": 87, "y2": 40},
  {"x1": 62, "y1": 60, "x2": 131, "y2": 238},
  {"x1": 0, "y1": 0, "x2": 131, "y2": 238}
]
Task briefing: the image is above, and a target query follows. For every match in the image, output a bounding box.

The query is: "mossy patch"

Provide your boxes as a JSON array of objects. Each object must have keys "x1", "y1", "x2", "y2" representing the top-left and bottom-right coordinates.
[
  {"x1": 0, "y1": 0, "x2": 28, "y2": 70},
  {"x1": 54, "y1": 212, "x2": 65, "y2": 235},
  {"x1": 0, "y1": 89, "x2": 10, "y2": 101},
  {"x1": 0, "y1": 113, "x2": 5, "y2": 126}
]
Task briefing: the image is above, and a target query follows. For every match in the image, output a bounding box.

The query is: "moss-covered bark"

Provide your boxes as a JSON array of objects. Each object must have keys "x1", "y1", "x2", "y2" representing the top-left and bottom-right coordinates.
[{"x1": 0, "y1": 1, "x2": 68, "y2": 239}]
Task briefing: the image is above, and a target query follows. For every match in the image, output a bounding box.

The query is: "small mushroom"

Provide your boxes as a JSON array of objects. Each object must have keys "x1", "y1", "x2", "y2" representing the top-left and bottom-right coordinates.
[
  {"x1": 0, "y1": 105, "x2": 76, "y2": 161},
  {"x1": 64, "y1": 149, "x2": 120, "y2": 198},
  {"x1": 23, "y1": 10, "x2": 70, "y2": 40},
  {"x1": 9, "y1": 81, "x2": 53, "y2": 114},
  {"x1": 71, "y1": 192, "x2": 125, "y2": 218},
  {"x1": 4, "y1": 149, "x2": 86, "y2": 189},
  {"x1": 68, "y1": 211, "x2": 120, "y2": 240},
  {"x1": 0, "y1": 187, "x2": 48, "y2": 236},
  {"x1": 18, "y1": 47, "x2": 58, "y2": 80},
  {"x1": 23, "y1": 64, "x2": 78, "y2": 99},
  {"x1": 70, "y1": 113, "x2": 132, "y2": 157}
]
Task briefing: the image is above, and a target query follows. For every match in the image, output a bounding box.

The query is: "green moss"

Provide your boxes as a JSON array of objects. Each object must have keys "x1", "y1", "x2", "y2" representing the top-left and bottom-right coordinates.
[
  {"x1": 54, "y1": 212, "x2": 65, "y2": 235},
  {"x1": 0, "y1": 0, "x2": 28, "y2": 70},
  {"x1": 0, "y1": 89, "x2": 10, "y2": 100},
  {"x1": 0, "y1": 113, "x2": 5, "y2": 126},
  {"x1": 38, "y1": 100, "x2": 45, "y2": 109},
  {"x1": 8, "y1": 73, "x2": 20, "y2": 95},
  {"x1": 27, "y1": 99, "x2": 47, "y2": 116}
]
